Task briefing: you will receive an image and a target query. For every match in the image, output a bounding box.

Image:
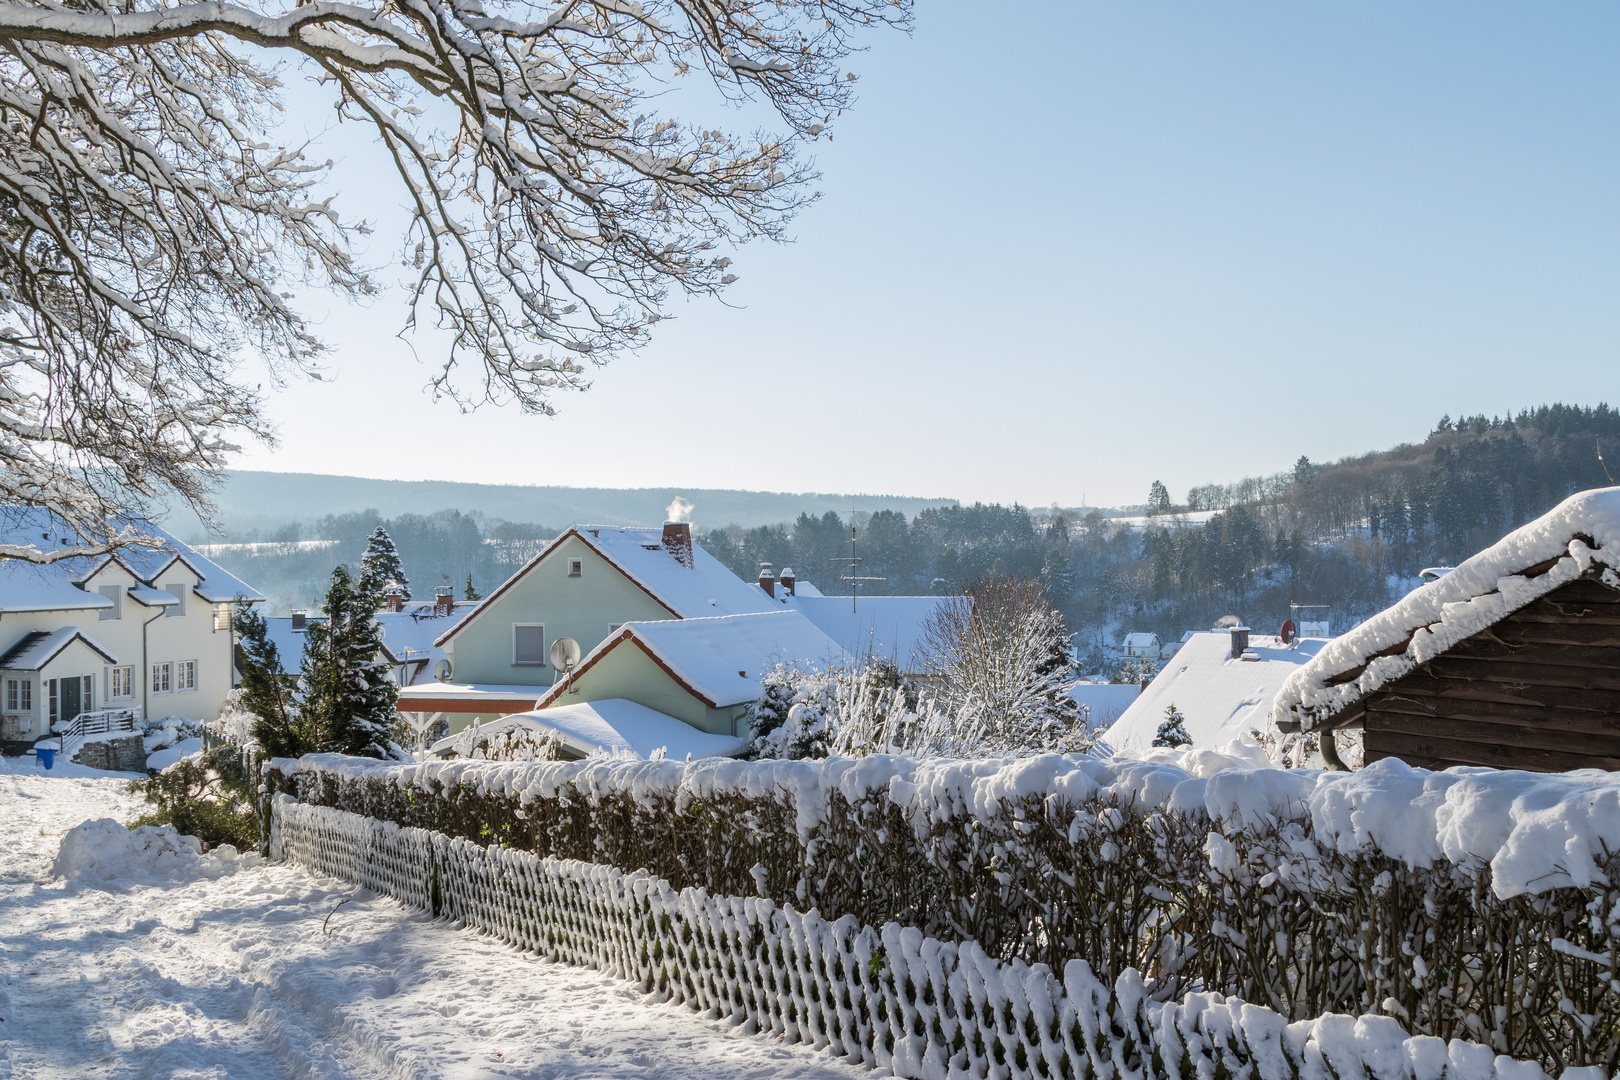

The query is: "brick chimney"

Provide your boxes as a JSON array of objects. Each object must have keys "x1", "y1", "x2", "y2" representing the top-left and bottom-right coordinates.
[
  {"x1": 383, "y1": 583, "x2": 405, "y2": 613},
  {"x1": 434, "y1": 580, "x2": 455, "y2": 616},
  {"x1": 779, "y1": 566, "x2": 796, "y2": 596},
  {"x1": 758, "y1": 563, "x2": 776, "y2": 598},
  {"x1": 1229, "y1": 626, "x2": 1251, "y2": 659},
  {"x1": 662, "y1": 521, "x2": 693, "y2": 569}
]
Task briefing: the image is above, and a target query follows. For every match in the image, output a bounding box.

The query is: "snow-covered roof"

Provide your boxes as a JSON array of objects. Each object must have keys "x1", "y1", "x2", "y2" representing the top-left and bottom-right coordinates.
[
  {"x1": 773, "y1": 594, "x2": 948, "y2": 672},
  {"x1": 128, "y1": 584, "x2": 178, "y2": 607},
  {"x1": 1122, "y1": 632, "x2": 1161, "y2": 647},
  {"x1": 544, "y1": 610, "x2": 845, "y2": 710},
  {"x1": 0, "y1": 626, "x2": 117, "y2": 670},
  {"x1": 1104, "y1": 631, "x2": 1330, "y2": 753},
  {"x1": 436, "y1": 526, "x2": 780, "y2": 648},
  {"x1": 429, "y1": 700, "x2": 747, "y2": 760},
  {"x1": 1275, "y1": 485, "x2": 1620, "y2": 734},
  {"x1": 397, "y1": 681, "x2": 550, "y2": 707},
  {"x1": 375, "y1": 601, "x2": 479, "y2": 680},
  {"x1": 0, "y1": 509, "x2": 264, "y2": 613}
]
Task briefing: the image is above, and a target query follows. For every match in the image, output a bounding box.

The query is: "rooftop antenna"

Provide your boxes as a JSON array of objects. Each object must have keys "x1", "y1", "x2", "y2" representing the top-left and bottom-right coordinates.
[
  {"x1": 829, "y1": 521, "x2": 885, "y2": 613},
  {"x1": 1599, "y1": 437, "x2": 1616, "y2": 486}
]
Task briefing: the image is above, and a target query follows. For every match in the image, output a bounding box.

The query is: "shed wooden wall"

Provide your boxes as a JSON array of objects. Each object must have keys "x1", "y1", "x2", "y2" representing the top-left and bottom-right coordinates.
[{"x1": 1348, "y1": 576, "x2": 1620, "y2": 772}]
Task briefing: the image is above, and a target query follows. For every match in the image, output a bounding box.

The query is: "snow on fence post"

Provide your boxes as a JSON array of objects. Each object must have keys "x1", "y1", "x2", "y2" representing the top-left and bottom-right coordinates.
[{"x1": 270, "y1": 752, "x2": 1620, "y2": 1075}]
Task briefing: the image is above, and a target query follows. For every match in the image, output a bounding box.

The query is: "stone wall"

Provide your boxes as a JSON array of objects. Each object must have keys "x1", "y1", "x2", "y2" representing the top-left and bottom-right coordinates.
[{"x1": 72, "y1": 735, "x2": 147, "y2": 773}]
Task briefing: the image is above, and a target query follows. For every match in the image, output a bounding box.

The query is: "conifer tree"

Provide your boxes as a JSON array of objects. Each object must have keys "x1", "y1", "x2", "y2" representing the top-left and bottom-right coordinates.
[
  {"x1": 361, "y1": 526, "x2": 410, "y2": 601},
  {"x1": 1153, "y1": 704, "x2": 1192, "y2": 748},
  {"x1": 231, "y1": 606, "x2": 314, "y2": 759},
  {"x1": 463, "y1": 572, "x2": 482, "y2": 602},
  {"x1": 1148, "y1": 480, "x2": 1173, "y2": 516},
  {"x1": 302, "y1": 565, "x2": 399, "y2": 759}
]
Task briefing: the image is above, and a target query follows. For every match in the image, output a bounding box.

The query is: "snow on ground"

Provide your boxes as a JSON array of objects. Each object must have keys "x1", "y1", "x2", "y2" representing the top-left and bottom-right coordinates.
[{"x1": 0, "y1": 772, "x2": 868, "y2": 1079}]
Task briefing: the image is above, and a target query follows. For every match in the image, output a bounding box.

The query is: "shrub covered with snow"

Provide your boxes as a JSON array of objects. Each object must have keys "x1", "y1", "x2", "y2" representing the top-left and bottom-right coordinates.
[
  {"x1": 273, "y1": 749, "x2": 1620, "y2": 1068},
  {"x1": 53, "y1": 818, "x2": 259, "y2": 884}
]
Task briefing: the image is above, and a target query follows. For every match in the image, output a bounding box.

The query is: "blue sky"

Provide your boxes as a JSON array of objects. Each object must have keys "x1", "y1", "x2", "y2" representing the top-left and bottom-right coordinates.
[{"x1": 236, "y1": 1, "x2": 1620, "y2": 515}]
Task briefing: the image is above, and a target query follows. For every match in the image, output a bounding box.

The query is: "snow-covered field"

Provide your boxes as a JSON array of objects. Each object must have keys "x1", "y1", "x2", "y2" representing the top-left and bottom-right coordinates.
[{"x1": 0, "y1": 768, "x2": 865, "y2": 1079}]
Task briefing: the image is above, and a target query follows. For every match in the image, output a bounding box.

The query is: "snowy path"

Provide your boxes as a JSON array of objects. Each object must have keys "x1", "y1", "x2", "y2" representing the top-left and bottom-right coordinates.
[{"x1": 0, "y1": 771, "x2": 868, "y2": 1080}]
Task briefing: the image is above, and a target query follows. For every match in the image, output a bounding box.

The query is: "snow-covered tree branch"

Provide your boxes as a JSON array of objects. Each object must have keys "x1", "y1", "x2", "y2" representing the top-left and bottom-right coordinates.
[{"x1": 0, "y1": 0, "x2": 907, "y2": 560}]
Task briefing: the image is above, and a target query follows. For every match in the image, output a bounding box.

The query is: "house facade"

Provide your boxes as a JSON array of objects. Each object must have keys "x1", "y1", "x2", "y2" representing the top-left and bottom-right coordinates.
[{"x1": 0, "y1": 513, "x2": 264, "y2": 744}]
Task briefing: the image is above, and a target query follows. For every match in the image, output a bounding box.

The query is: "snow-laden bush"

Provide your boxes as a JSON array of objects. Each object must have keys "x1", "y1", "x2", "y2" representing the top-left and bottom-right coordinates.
[
  {"x1": 750, "y1": 658, "x2": 1092, "y2": 760},
  {"x1": 141, "y1": 714, "x2": 204, "y2": 750},
  {"x1": 452, "y1": 723, "x2": 566, "y2": 762},
  {"x1": 271, "y1": 749, "x2": 1620, "y2": 1069}
]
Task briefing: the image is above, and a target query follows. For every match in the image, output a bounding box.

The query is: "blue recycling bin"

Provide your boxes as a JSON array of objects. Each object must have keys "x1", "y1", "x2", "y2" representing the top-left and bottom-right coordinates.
[{"x1": 35, "y1": 746, "x2": 56, "y2": 770}]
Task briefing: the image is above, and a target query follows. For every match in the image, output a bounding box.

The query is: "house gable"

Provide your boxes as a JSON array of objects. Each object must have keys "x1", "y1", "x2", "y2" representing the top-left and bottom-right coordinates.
[
  {"x1": 541, "y1": 633, "x2": 729, "y2": 733},
  {"x1": 1346, "y1": 574, "x2": 1620, "y2": 773},
  {"x1": 439, "y1": 532, "x2": 678, "y2": 685}
]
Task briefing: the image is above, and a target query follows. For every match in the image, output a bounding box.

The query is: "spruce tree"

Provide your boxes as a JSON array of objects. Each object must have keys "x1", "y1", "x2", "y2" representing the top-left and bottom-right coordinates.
[
  {"x1": 1148, "y1": 480, "x2": 1172, "y2": 516},
  {"x1": 302, "y1": 564, "x2": 399, "y2": 758},
  {"x1": 1153, "y1": 704, "x2": 1192, "y2": 748},
  {"x1": 360, "y1": 526, "x2": 410, "y2": 601},
  {"x1": 463, "y1": 572, "x2": 482, "y2": 601},
  {"x1": 232, "y1": 606, "x2": 314, "y2": 758}
]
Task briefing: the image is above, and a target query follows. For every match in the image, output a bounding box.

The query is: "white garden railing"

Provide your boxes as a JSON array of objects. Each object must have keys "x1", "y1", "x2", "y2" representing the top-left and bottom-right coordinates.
[{"x1": 49, "y1": 706, "x2": 142, "y2": 762}]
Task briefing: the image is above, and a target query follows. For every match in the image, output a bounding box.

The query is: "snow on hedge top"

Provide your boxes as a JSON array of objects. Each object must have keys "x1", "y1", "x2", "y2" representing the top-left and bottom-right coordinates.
[
  {"x1": 1274, "y1": 486, "x2": 1620, "y2": 733},
  {"x1": 1106, "y1": 631, "x2": 1329, "y2": 753},
  {"x1": 289, "y1": 745, "x2": 1620, "y2": 899}
]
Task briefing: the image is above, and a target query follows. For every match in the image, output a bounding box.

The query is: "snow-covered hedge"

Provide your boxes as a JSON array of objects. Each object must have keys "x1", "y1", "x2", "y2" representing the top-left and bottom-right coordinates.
[{"x1": 269, "y1": 749, "x2": 1620, "y2": 1069}]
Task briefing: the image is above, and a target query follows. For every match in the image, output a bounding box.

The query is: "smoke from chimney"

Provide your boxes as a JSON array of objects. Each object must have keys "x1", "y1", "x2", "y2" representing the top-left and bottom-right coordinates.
[{"x1": 665, "y1": 496, "x2": 694, "y2": 524}]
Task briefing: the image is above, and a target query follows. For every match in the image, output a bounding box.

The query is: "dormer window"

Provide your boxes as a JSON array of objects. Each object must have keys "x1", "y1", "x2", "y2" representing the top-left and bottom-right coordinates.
[{"x1": 567, "y1": 558, "x2": 582, "y2": 578}]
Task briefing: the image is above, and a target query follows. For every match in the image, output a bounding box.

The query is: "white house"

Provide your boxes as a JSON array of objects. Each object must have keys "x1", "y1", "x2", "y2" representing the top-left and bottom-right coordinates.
[
  {"x1": 0, "y1": 511, "x2": 264, "y2": 745},
  {"x1": 1121, "y1": 632, "x2": 1162, "y2": 658}
]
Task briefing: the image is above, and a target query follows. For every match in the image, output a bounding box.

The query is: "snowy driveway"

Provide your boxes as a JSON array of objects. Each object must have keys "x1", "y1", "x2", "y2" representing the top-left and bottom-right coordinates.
[{"x1": 0, "y1": 770, "x2": 866, "y2": 1079}]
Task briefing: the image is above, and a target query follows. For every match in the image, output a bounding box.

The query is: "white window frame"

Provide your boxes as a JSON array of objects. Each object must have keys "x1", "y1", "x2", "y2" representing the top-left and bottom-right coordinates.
[
  {"x1": 47, "y1": 678, "x2": 56, "y2": 725},
  {"x1": 512, "y1": 623, "x2": 547, "y2": 666},
  {"x1": 6, "y1": 678, "x2": 30, "y2": 711},
  {"x1": 152, "y1": 661, "x2": 173, "y2": 695},
  {"x1": 567, "y1": 557, "x2": 583, "y2": 578},
  {"x1": 110, "y1": 666, "x2": 134, "y2": 700},
  {"x1": 98, "y1": 585, "x2": 123, "y2": 621},
  {"x1": 176, "y1": 660, "x2": 197, "y2": 693},
  {"x1": 164, "y1": 584, "x2": 187, "y2": 617}
]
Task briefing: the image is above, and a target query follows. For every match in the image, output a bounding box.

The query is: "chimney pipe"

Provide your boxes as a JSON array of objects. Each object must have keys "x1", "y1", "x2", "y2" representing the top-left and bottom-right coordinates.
[
  {"x1": 1229, "y1": 626, "x2": 1250, "y2": 659},
  {"x1": 779, "y1": 566, "x2": 796, "y2": 596},
  {"x1": 662, "y1": 521, "x2": 694, "y2": 569},
  {"x1": 758, "y1": 563, "x2": 776, "y2": 598}
]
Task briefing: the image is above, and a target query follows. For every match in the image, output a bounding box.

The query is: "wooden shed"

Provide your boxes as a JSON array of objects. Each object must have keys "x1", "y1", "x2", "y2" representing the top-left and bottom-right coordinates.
[{"x1": 1273, "y1": 486, "x2": 1620, "y2": 772}]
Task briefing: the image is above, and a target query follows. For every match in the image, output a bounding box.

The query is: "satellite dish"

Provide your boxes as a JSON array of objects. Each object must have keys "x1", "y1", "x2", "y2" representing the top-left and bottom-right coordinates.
[
  {"x1": 433, "y1": 658, "x2": 452, "y2": 682},
  {"x1": 549, "y1": 636, "x2": 581, "y2": 672},
  {"x1": 1279, "y1": 620, "x2": 1296, "y2": 646}
]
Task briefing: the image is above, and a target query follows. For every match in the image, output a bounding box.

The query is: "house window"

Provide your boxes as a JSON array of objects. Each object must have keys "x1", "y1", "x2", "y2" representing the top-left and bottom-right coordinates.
[
  {"x1": 47, "y1": 679, "x2": 56, "y2": 725},
  {"x1": 567, "y1": 558, "x2": 583, "y2": 578},
  {"x1": 99, "y1": 585, "x2": 123, "y2": 620},
  {"x1": 110, "y1": 666, "x2": 133, "y2": 699},
  {"x1": 164, "y1": 585, "x2": 186, "y2": 617},
  {"x1": 152, "y1": 662, "x2": 172, "y2": 694},
  {"x1": 81, "y1": 675, "x2": 92, "y2": 713},
  {"x1": 512, "y1": 624, "x2": 546, "y2": 666},
  {"x1": 6, "y1": 678, "x2": 30, "y2": 711},
  {"x1": 176, "y1": 661, "x2": 197, "y2": 692}
]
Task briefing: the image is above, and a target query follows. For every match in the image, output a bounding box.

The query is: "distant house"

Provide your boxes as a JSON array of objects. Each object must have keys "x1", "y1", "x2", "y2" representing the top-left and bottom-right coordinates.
[
  {"x1": 1103, "y1": 628, "x2": 1330, "y2": 753},
  {"x1": 402, "y1": 524, "x2": 953, "y2": 741},
  {"x1": 0, "y1": 512, "x2": 264, "y2": 745},
  {"x1": 1274, "y1": 486, "x2": 1620, "y2": 772},
  {"x1": 1121, "y1": 632, "x2": 1162, "y2": 658},
  {"x1": 519, "y1": 609, "x2": 843, "y2": 746}
]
